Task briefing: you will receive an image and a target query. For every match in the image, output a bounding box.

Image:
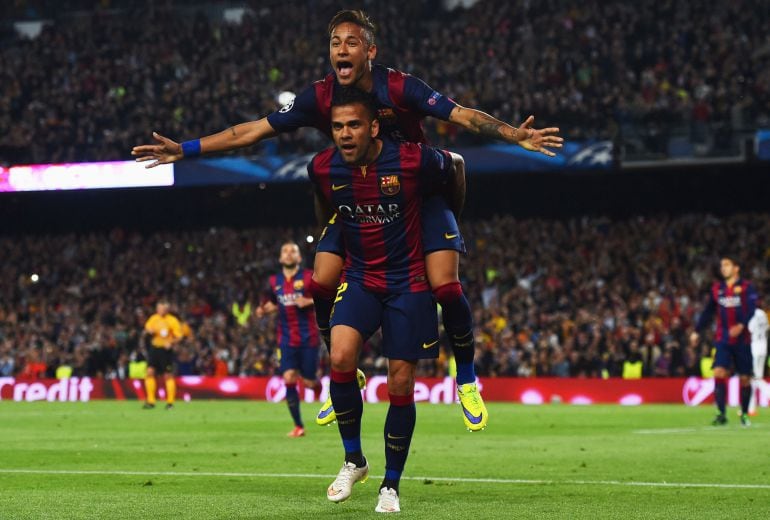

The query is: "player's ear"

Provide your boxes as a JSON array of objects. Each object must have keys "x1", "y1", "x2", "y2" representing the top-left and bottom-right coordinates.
[
  {"x1": 370, "y1": 117, "x2": 380, "y2": 139},
  {"x1": 367, "y1": 43, "x2": 377, "y2": 62}
]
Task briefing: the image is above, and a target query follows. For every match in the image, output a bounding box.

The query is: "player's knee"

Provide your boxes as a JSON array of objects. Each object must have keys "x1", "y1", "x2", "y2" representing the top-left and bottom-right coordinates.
[
  {"x1": 312, "y1": 253, "x2": 343, "y2": 289},
  {"x1": 309, "y1": 277, "x2": 337, "y2": 301},
  {"x1": 283, "y1": 370, "x2": 298, "y2": 384},
  {"x1": 432, "y1": 281, "x2": 464, "y2": 305},
  {"x1": 387, "y1": 365, "x2": 416, "y2": 395},
  {"x1": 329, "y1": 350, "x2": 355, "y2": 372},
  {"x1": 425, "y1": 250, "x2": 460, "y2": 288}
]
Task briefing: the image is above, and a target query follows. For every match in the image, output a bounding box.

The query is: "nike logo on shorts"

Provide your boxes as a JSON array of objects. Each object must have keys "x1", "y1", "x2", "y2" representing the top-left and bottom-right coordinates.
[
  {"x1": 422, "y1": 340, "x2": 438, "y2": 349},
  {"x1": 332, "y1": 184, "x2": 349, "y2": 191},
  {"x1": 444, "y1": 232, "x2": 458, "y2": 239}
]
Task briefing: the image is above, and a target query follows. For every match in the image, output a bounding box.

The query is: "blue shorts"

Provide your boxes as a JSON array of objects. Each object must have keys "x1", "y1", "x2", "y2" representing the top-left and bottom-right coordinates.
[
  {"x1": 315, "y1": 195, "x2": 465, "y2": 256},
  {"x1": 330, "y1": 281, "x2": 439, "y2": 360},
  {"x1": 713, "y1": 342, "x2": 752, "y2": 376},
  {"x1": 279, "y1": 345, "x2": 319, "y2": 380}
]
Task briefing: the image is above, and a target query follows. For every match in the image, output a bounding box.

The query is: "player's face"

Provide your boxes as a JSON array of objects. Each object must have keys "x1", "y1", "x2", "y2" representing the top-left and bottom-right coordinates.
[
  {"x1": 720, "y1": 258, "x2": 739, "y2": 280},
  {"x1": 279, "y1": 244, "x2": 301, "y2": 268},
  {"x1": 329, "y1": 22, "x2": 377, "y2": 87},
  {"x1": 331, "y1": 103, "x2": 380, "y2": 165},
  {"x1": 156, "y1": 303, "x2": 169, "y2": 316}
]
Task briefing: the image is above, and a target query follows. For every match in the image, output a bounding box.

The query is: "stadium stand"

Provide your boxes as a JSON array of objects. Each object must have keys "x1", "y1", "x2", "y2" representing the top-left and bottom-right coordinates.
[
  {"x1": 1, "y1": 0, "x2": 769, "y2": 164},
  {"x1": 1, "y1": 214, "x2": 768, "y2": 379}
]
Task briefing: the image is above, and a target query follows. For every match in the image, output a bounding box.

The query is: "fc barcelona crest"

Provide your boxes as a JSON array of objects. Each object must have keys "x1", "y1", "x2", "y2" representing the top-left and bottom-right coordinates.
[
  {"x1": 380, "y1": 175, "x2": 401, "y2": 196},
  {"x1": 293, "y1": 280, "x2": 305, "y2": 291}
]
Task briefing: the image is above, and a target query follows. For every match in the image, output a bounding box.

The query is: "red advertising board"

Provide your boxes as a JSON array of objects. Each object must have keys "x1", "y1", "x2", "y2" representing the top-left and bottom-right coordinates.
[{"x1": 1, "y1": 376, "x2": 767, "y2": 407}]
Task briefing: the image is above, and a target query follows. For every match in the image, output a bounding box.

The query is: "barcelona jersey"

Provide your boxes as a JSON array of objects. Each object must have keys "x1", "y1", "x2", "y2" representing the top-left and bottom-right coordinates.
[
  {"x1": 267, "y1": 64, "x2": 456, "y2": 144},
  {"x1": 308, "y1": 139, "x2": 452, "y2": 293},
  {"x1": 696, "y1": 279, "x2": 758, "y2": 345},
  {"x1": 269, "y1": 268, "x2": 319, "y2": 348}
]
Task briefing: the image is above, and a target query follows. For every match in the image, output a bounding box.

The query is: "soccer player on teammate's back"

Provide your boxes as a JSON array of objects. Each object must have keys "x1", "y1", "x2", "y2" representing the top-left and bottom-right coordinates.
[
  {"x1": 691, "y1": 256, "x2": 758, "y2": 426},
  {"x1": 308, "y1": 86, "x2": 461, "y2": 513},
  {"x1": 255, "y1": 241, "x2": 323, "y2": 438},
  {"x1": 131, "y1": 9, "x2": 562, "y2": 430},
  {"x1": 143, "y1": 300, "x2": 182, "y2": 410}
]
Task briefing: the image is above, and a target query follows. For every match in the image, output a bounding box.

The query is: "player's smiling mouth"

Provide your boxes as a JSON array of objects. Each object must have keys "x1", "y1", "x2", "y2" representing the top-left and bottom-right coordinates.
[{"x1": 336, "y1": 60, "x2": 354, "y2": 79}]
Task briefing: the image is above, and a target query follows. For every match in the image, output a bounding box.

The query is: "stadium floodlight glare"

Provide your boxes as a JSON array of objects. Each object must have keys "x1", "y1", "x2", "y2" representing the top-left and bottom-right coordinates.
[
  {"x1": 0, "y1": 161, "x2": 174, "y2": 192},
  {"x1": 30, "y1": 274, "x2": 39, "y2": 283}
]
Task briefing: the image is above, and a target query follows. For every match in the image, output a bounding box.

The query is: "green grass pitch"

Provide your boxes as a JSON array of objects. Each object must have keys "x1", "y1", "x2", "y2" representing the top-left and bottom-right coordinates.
[{"x1": 1, "y1": 400, "x2": 768, "y2": 519}]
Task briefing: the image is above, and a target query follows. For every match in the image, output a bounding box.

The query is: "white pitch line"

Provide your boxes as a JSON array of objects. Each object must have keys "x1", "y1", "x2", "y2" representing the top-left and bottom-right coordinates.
[
  {"x1": 633, "y1": 423, "x2": 763, "y2": 434},
  {"x1": 0, "y1": 469, "x2": 769, "y2": 490}
]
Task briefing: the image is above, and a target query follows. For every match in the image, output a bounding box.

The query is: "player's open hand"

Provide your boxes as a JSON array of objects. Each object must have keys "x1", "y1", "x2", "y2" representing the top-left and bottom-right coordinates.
[
  {"x1": 131, "y1": 132, "x2": 183, "y2": 168},
  {"x1": 515, "y1": 115, "x2": 563, "y2": 157}
]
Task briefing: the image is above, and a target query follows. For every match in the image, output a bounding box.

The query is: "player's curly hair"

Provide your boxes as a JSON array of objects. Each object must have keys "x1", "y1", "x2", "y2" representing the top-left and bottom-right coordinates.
[
  {"x1": 331, "y1": 86, "x2": 378, "y2": 121},
  {"x1": 328, "y1": 9, "x2": 376, "y2": 46}
]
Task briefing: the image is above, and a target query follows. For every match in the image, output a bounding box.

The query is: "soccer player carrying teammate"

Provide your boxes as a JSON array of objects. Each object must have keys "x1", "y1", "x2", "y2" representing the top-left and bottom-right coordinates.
[
  {"x1": 309, "y1": 86, "x2": 457, "y2": 513},
  {"x1": 691, "y1": 256, "x2": 759, "y2": 426},
  {"x1": 132, "y1": 9, "x2": 563, "y2": 430},
  {"x1": 255, "y1": 241, "x2": 323, "y2": 437},
  {"x1": 143, "y1": 299, "x2": 182, "y2": 410},
  {"x1": 747, "y1": 300, "x2": 768, "y2": 415}
]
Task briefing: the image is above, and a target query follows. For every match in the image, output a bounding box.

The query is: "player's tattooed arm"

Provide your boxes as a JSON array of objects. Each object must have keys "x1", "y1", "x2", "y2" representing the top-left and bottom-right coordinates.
[
  {"x1": 448, "y1": 105, "x2": 563, "y2": 157},
  {"x1": 446, "y1": 152, "x2": 466, "y2": 219},
  {"x1": 132, "y1": 118, "x2": 279, "y2": 167}
]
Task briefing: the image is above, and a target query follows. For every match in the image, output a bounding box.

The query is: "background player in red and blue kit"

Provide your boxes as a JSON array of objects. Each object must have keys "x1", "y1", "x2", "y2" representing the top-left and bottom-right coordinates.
[
  {"x1": 131, "y1": 9, "x2": 562, "y2": 429},
  {"x1": 308, "y1": 87, "x2": 462, "y2": 513},
  {"x1": 692, "y1": 256, "x2": 759, "y2": 426},
  {"x1": 256, "y1": 241, "x2": 321, "y2": 437}
]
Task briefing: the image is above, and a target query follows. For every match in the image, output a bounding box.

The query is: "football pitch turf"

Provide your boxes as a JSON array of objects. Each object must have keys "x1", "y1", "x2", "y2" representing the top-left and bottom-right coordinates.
[{"x1": 1, "y1": 400, "x2": 768, "y2": 519}]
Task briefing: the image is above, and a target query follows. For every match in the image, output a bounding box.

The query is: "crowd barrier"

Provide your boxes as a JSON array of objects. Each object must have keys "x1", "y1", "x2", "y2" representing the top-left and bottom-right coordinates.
[{"x1": 2, "y1": 376, "x2": 768, "y2": 407}]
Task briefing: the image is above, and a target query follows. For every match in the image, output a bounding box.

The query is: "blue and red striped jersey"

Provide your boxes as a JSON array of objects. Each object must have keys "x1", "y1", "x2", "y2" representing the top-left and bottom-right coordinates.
[
  {"x1": 307, "y1": 139, "x2": 452, "y2": 294},
  {"x1": 695, "y1": 279, "x2": 758, "y2": 345},
  {"x1": 268, "y1": 268, "x2": 319, "y2": 348},
  {"x1": 267, "y1": 64, "x2": 456, "y2": 144}
]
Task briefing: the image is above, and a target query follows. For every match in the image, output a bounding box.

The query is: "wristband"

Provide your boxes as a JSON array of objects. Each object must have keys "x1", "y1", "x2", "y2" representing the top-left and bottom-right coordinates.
[{"x1": 181, "y1": 139, "x2": 201, "y2": 157}]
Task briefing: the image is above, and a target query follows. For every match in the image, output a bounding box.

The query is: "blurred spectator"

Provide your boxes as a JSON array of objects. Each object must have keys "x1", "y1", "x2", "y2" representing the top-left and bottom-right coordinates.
[
  {"x1": 2, "y1": 0, "x2": 769, "y2": 165},
  {"x1": 0, "y1": 212, "x2": 768, "y2": 379}
]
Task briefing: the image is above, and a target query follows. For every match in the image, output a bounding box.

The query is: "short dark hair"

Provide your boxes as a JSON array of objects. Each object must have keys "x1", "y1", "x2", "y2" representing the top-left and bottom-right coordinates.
[
  {"x1": 331, "y1": 86, "x2": 378, "y2": 121},
  {"x1": 328, "y1": 9, "x2": 376, "y2": 46},
  {"x1": 721, "y1": 255, "x2": 740, "y2": 266}
]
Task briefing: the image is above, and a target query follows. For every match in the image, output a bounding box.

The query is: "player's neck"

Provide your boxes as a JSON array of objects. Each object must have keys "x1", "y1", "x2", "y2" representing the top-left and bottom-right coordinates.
[
  {"x1": 357, "y1": 138, "x2": 383, "y2": 166},
  {"x1": 282, "y1": 265, "x2": 299, "y2": 279},
  {"x1": 725, "y1": 275, "x2": 739, "y2": 286},
  {"x1": 354, "y1": 66, "x2": 374, "y2": 93}
]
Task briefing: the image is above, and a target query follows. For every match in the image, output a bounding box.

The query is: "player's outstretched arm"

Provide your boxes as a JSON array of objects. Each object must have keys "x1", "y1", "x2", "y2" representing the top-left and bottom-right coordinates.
[
  {"x1": 131, "y1": 118, "x2": 279, "y2": 168},
  {"x1": 448, "y1": 106, "x2": 563, "y2": 157}
]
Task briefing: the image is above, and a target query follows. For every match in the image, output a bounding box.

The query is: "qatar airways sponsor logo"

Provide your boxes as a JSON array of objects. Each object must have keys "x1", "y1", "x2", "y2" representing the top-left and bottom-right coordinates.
[
  {"x1": 718, "y1": 296, "x2": 742, "y2": 308},
  {"x1": 338, "y1": 203, "x2": 401, "y2": 224},
  {"x1": 0, "y1": 377, "x2": 95, "y2": 402},
  {"x1": 277, "y1": 293, "x2": 301, "y2": 306},
  {"x1": 265, "y1": 375, "x2": 469, "y2": 404}
]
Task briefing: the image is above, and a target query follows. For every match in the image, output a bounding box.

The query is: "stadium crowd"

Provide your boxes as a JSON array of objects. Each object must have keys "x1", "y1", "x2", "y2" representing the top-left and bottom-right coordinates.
[
  {"x1": 1, "y1": 213, "x2": 768, "y2": 380},
  {"x1": 2, "y1": 0, "x2": 769, "y2": 165}
]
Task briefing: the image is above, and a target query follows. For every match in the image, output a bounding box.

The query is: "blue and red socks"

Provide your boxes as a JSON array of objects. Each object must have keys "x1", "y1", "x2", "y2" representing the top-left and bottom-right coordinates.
[
  {"x1": 433, "y1": 282, "x2": 476, "y2": 385},
  {"x1": 382, "y1": 393, "x2": 416, "y2": 493},
  {"x1": 310, "y1": 279, "x2": 336, "y2": 353},
  {"x1": 740, "y1": 383, "x2": 751, "y2": 415},
  {"x1": 330, "y1": 369, "x2": 365, "y2": 467},
  {"x1": 285, "y1": 384, "x2": 303, "y2": 428},
  {"x1": 714, "y1": 377, "x2": 727, "y2": 416}
]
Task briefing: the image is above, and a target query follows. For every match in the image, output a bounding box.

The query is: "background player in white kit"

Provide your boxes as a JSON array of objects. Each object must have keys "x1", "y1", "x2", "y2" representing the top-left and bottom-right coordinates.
[{"x1": 747, "y1": 303, "x2": 769, "y2": 416}]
